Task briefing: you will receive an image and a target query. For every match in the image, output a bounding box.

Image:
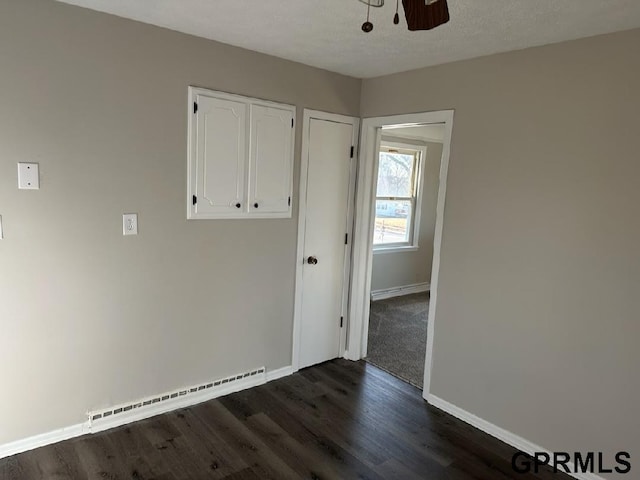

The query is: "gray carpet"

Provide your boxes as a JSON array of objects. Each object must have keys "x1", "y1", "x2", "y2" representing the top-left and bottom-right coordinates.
[{"x1": 365, "y1": 292, "x2": 429, "y2": 388}]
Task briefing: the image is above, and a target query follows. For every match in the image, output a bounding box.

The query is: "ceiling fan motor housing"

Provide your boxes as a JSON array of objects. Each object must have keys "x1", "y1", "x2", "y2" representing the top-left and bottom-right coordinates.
[{"x1": 402, "y1": 0, "x2": 450, "y2": 30}]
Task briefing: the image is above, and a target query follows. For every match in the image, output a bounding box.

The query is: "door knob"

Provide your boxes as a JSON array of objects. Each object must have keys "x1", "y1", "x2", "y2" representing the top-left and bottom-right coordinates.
[{"x1": 307, "y1": 256, "x2": 318, "y2": 265}]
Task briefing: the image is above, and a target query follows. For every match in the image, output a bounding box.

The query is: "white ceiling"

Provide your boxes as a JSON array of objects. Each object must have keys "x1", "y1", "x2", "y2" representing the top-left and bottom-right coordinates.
[{"x1": 56, "y1": 0, "x2": 640, "y2": 78}]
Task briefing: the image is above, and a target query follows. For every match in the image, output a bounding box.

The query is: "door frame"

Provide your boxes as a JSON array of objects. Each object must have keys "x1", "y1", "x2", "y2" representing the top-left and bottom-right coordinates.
[
  {"x1": 292, "y1": 109, "x2": 360, "y2": 372},
  {"x1": 345, "y1": 110, "x2": 454, "y2": 398}
]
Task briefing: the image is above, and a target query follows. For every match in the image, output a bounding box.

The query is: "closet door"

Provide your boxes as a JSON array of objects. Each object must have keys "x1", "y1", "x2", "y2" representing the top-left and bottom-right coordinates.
[
  {"x1": 248, "y1": 104, "x2": 294, "y2": 217},
  {"x1": 191, "y1": 94, "x2": 247, "y2": 218}
]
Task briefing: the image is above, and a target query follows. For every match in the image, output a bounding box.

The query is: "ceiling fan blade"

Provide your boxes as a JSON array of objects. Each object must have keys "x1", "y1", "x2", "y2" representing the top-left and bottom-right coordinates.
[{"x1": 402, "y1": 0, "x2": 450, "y2": 31}]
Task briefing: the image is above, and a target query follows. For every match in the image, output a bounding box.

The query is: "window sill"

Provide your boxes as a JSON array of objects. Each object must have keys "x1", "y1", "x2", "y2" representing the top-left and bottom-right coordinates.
[{"x1": 373, "y1": 245, "x2": 419, "y2": 255}]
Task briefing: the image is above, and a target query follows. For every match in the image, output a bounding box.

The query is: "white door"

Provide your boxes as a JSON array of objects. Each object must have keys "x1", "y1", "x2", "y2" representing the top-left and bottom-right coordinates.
[
  {"x1": 248, "y1": 104, "x2": 294, "y2": 215},
  {"x1": 298, "y1": 117, "x2": 355, "y2": 369}
]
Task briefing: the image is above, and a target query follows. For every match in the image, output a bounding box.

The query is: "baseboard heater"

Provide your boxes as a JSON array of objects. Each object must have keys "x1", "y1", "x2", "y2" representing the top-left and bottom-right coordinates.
[{"x1": 86, "y1": 366, "x2": 266, "y2": 433}]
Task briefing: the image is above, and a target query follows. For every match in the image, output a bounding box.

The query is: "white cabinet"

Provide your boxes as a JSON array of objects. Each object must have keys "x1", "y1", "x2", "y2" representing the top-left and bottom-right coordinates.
[
  {"x1": 187, "y1": 87, "x2": 295, "y2": 219},
  {"x1": 194, "y1": 95, "x2": 246, "y2": 216},
  {"x1": 249, "y1": 105, "x2": 294, "y2": 215}
]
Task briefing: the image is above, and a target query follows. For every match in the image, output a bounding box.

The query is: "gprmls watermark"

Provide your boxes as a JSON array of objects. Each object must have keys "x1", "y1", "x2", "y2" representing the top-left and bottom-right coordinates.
[{"x1": 512, "y1": 451, "x2": 631, "y2": 475}]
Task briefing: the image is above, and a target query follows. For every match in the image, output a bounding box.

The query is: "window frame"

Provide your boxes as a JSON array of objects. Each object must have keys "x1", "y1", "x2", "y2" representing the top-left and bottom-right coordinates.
[{"x1": 373, "y1": 141, "x2": 426, "y2": 254}]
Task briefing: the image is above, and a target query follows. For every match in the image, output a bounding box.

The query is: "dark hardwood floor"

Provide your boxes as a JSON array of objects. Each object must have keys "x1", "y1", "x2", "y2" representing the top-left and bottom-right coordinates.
[{"x1": 0, "y1": 360, "x2": 569, "y2": 479}]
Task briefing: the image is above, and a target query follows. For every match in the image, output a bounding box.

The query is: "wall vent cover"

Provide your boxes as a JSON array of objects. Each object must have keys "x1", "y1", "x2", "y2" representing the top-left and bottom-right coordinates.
[{"x1": 87, "y1": 367, "x2": 265, "y2": 425}]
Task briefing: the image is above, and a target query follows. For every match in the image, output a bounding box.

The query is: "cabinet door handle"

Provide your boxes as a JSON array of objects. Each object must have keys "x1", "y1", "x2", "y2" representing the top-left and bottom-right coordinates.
[
  {"x1": 235, "y1": 203, "x2": 241, "y2": 209},
  {"x1": 307, "y1": 256, "x2": 318, "y2": 265},
  {"x1": 254, "y1": 203, "x2": 259, "y2": 209}
]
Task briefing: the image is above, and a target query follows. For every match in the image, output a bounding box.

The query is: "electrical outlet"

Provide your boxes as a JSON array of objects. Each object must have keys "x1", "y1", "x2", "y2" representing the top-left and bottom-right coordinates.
[{"x1": 122, "y1": 213, "x2": 138, "y2": 236}]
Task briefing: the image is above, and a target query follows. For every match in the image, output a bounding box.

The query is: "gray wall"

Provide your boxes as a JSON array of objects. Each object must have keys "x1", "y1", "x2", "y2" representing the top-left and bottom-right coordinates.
[
  {"x1": 362, "y1": 29, "x2": 640, "y2": 470},
  {"x1": 0, "y1": 0, "x2": 360, "y2": 445},
  {"x1": 371, "y1": 140, "x2": 443, "y2": 292}
]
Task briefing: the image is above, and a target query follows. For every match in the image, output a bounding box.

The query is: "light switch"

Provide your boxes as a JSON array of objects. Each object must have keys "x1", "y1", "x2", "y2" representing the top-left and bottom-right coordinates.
[
  {"x1": 18, "y1": 163, "x2": 40, "y2": 190},
  {"x1": 122, "y1": 213, "x2": 138, "y2": 236}
]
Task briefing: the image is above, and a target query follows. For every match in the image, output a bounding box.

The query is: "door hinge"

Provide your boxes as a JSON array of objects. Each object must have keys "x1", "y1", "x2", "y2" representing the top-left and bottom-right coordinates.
[
  {"x1": 345, "y1": 233, "x2": 348, "y2": 245},
  {"x1": 350, "y1": 146, "x2": 354, "y2": 158},
  {"x1": 288, "y1": 196, "x2": 291, "y2": 206},
  {"x1": 193, "y1": 102, "x2": 198, "y2": 114},
  {"x1": 192, "y1": 195, "x2": 197, "y2": 206},
  {"x1": 340, "y1": 316, "x2": 344, "y2": 328}
]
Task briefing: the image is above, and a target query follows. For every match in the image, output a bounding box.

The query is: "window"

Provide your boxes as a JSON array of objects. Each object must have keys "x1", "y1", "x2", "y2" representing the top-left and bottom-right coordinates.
[{"x1": 373, "y1": 143, "x2": 425, "y2": 251}]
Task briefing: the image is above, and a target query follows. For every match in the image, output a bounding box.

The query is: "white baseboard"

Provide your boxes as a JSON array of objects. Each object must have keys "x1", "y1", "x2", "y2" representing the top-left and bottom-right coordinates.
[
  {"x1": 266, "y1": 365, "x2": 294, "y2": 382},
  {"x1": 370, "y1": 282, "x2": 430, "y2": 301},
  {"x1": 0, "y1": 364, "x2": 294, "y2": 460},
  {"x1": 0, "y1": 423, "x2": 88, "y2": 460},
  {"x1": 427, "y1": 395, "x2": 606, "y2": 480}
]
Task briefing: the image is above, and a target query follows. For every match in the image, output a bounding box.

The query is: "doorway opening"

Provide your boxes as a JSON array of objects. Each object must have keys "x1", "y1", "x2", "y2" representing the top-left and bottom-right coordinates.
[
  {"x1": 365, "y1": 124, "x2": 445, "y2": 388},
  {"x1": 346, "y1": 110, "x2": 454, "y2": 399}
]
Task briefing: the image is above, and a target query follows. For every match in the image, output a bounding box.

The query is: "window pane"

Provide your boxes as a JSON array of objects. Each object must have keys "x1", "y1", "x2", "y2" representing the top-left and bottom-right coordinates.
[
  {"x1": 376, "y1": 152, "x2": 414, "y2": 197},
  {"x1": 373, "y1": 200, "x2": 412, "y2": 245}
]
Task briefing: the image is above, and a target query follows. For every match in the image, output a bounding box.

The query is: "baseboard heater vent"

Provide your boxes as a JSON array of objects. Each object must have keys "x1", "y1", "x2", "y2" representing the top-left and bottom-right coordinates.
[{"x1": 87, "y1": 367, "x2": 266, "y2": 428}]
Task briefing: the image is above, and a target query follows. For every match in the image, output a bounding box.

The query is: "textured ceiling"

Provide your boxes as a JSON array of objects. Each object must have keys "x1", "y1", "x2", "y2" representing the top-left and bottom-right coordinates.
[{"x1": 55, "y1": 0, "x2": 640, "y2": 78}]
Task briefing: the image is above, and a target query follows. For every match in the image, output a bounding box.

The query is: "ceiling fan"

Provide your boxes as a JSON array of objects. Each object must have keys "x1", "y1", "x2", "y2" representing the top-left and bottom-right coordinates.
[{"x1": 359, "y1": 0, "x2": 450, "y2": 33}]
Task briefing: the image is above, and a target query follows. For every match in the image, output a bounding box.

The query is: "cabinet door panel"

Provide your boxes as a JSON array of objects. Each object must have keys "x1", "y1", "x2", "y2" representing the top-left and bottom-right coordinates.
[
  {"x1": 195, "y1": 95, "x2": 246, "y2": 216},
  {"x1": 248, "y1": 105, "x2": 294, "y2": 215}
]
